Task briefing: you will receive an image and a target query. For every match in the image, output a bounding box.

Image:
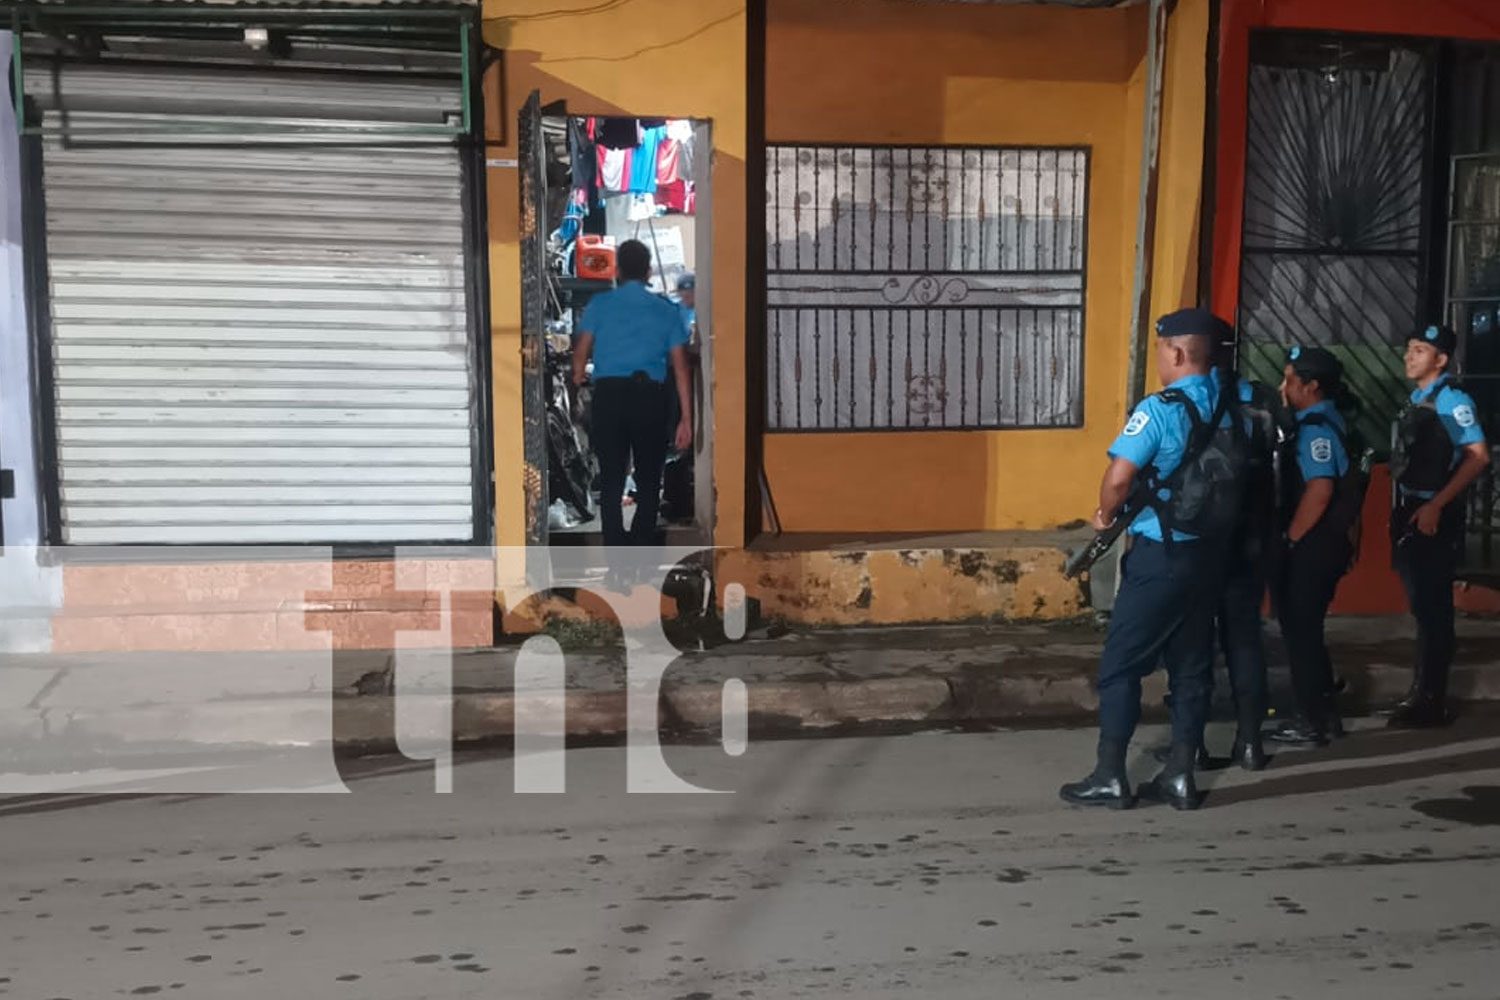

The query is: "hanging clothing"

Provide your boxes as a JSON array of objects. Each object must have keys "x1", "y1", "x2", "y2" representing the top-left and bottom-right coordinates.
[
  {"x1": 597, "y1": 117, "x2": 641, "y2": 150},
  {"x1": 629, "y1": 125, "x2": 666, "y2": 195},
  {"x1": 603, "y1": 193, "x2": 634, "y2": 240},
  {"x1": 597, "y1": 145, "x2": 632, "y2": 194},
  {"x1": 656, "y1": 180, "x2": 694, "y2": 214},
  {"x1": 656, "y1": 139, "x2": 683, "y2": 185},
  {"x1": 667, "y1": 120, "x2": 694, "y2": 179},
  {"x1": 568, "y1": 117, "x2": 596, "y2": 195},
  {"x1": 627, "y1": 194, "x2": 658, "y2": 222}
]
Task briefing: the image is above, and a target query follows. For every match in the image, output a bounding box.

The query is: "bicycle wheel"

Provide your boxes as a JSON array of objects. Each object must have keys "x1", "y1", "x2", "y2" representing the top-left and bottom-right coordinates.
[{"x1": 547, "y1": 408, "x2": 596, "y2": 521}]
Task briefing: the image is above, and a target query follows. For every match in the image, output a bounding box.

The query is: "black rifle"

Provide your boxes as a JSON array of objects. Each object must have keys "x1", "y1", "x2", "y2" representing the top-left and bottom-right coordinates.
[{"x1": 1065, "y1": 480, "x2": 1149, "y2": 579}]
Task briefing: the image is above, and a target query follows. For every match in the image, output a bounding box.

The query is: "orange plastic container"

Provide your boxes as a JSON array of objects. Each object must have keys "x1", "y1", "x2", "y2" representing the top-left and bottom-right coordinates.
[{"x1": 576, "y1": 235, "x2": 617, "y2": 281}]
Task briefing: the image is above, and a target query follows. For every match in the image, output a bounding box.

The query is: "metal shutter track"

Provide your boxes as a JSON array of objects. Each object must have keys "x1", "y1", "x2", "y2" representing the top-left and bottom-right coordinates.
[{"x1": 29, "y1": 62, "x2": 476, "y2": 545}]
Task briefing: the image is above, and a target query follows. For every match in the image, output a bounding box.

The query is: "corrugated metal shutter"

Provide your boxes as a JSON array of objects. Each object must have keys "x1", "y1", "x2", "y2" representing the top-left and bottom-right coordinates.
[{"x1": 26, "y1": 61, "x2": 478, "y2": 545}]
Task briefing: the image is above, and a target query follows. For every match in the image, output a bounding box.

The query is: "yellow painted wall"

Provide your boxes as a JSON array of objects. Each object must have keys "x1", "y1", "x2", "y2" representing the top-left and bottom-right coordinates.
[
  {"x1": 761, "y1": 0, "x2": 1207, "y2": 532},
  {"x1": 479, "y1": 0, "x2": 1208, "y2": 550},
  {"x1": 1146, "y1": 0, "x2": 1211, "y2": 396},
  {"x1": 481, "y1": 0, "x2": 748, "y2": 547}
]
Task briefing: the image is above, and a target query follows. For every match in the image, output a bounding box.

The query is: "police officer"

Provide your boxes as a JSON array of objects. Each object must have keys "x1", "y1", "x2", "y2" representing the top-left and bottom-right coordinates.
[
  {"x1": 1386, "y1": 324, "x2": 1491, "y2": 728},
  {"x1": 1151, "y1": 365, "x2": 1281, "y2": 772},
  {"x1": 1266, "y1": 347, "x2": 1361, "y2": 746},
  {"x1": 674, "y1": 272, "x2": 697, "y2": 338},
  {"x1": 1060, "y1": 308, "x2": 1236, "y2": 811},
  {"x1": 662, "y1": 273, "x2": 699, "y2": 523},
  {"x1": 573, "y1": 240, "x2": 693, "y2": 552},
  {"x1": 1213, "y1": 372, "x2": 1285, "y2": 769}
]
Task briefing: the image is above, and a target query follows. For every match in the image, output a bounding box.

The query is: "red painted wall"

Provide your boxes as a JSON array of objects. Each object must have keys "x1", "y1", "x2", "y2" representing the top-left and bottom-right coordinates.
[{"x1": 1211, "y1": 0, "x2": 1500, "y2": 613}]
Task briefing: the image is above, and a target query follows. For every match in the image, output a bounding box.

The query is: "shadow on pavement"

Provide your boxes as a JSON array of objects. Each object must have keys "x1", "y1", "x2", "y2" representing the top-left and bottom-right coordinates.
[{"x1": 1205, "y1": 743, "x2": 1500, "y2": 809}]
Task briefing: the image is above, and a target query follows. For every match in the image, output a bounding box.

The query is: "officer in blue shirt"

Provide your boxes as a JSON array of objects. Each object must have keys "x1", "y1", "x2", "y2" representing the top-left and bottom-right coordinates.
[
  {"x1": 1060, "y1": 308, "x2": 1235, "y2": 812},
  {"x1": 1386, "y1": 324, "x2": 1490, "y2": 728},
  {"x1": 1213, "y1": 373, "x2": 1284, "y2": 769},
  {"x1": 573, "y1": 240, "x2": 693, "y2": 552},
  {"x1": 1265, "y1": 347, "x2": 1361, "y2": 746},
  {"x1": 673, "y1": 272, "x2": 697, "y2": 340},
  {"x1": 662, "y1": 273, "x2": 699, "y2": 522},
  {"x1": 1152, "y1": 367, "x2": 1282, "y2": 773}
]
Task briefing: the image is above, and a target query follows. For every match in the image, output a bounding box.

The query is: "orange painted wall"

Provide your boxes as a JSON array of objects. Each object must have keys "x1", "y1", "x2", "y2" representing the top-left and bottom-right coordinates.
[
  {"x1": 1210, "y1": 0, "x2": 1500, "y2": 613},
  {"x1": 761, "y1": 0, "x2": 1209, "y2": 533}
]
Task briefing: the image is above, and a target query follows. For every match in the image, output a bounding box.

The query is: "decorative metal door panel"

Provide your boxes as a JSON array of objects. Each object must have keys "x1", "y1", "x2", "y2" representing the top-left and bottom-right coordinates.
[
  {"x1": 765, "y1": 144, "x2": 1089, "y2": 431},
  {"x1": 1237, "y1": 33, "x2": 1435, "y2": 452}
]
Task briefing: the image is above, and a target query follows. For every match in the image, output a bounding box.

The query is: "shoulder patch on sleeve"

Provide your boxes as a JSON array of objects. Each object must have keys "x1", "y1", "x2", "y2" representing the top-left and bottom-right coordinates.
[
  {"x1": 1453, "y1": 402, "x2": 1477, "y2": 429},
  {"x1": 1123, "y1": 411, "x2": 1151, "y2": 437},
  {"x1": 1309, "y1": 437, "x2": 1333, "y2": 464}
]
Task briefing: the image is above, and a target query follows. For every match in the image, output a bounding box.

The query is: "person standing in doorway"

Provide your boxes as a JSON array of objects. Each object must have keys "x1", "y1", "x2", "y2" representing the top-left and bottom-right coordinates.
[
  {"x1": 662, "y1": 273, "x2": 699, "y2": 524},
  {"x1": 573, "y1": 240, "x2": 693, "y2": 555},
  {"x1": 1386, "y1": 324, "x2": 1490, "y2": 728},
  {"x1": 673, "y1": 272, "x2": 697, "y2": 339}
]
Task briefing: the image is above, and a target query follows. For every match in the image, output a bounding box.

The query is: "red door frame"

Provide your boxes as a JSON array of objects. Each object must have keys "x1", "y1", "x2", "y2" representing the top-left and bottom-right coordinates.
[{"x1": 1210, "y1": 0, "x2": 1500, "y2": 613}]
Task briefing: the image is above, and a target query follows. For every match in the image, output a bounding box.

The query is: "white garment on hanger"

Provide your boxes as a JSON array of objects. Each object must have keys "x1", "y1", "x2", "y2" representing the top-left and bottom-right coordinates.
[
  {"x1": 627, "y1": 194, "x2": 658, "y2": 222},
  {"x1": 598, "y1": 148, "x2": 630, "y2": 192}
]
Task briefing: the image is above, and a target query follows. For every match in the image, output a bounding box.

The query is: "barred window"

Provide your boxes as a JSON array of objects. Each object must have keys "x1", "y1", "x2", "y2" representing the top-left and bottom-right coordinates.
[{"x1": 766, "y1": 144, "x2": 1089, "y2": 431}]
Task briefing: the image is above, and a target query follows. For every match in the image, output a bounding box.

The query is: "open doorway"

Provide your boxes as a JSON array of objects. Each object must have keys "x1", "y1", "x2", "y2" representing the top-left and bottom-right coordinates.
[{"x1": 525, "y1": 103, "x2": 713, "y2": 550}]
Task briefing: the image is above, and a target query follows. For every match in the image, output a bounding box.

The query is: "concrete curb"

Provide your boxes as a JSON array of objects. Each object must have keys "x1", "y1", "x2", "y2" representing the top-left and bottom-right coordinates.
[{"x1": 4, "y1": 656, "x2": 1500, "y2": 770}]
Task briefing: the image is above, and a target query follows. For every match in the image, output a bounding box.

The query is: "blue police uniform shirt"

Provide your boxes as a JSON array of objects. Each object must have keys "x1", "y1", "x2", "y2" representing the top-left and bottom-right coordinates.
[
  {"x1": 1413, "y1": 377, "x2": 1485, "y2": 449},
  {"x1": 1108, "y1": 372, "x2": 1223, "y2": 542},
  {"x1": 1232, "y1": 375, "x2": 1261, "y2": 435},
  {"x1": 1402, "y1": 376, "x2": 1486, "y2": 499},
  {"x1": 579, "y1": 281, "x2": 690, "y2": 383},
  {"x1": 676, "y1": 301, "x2": 696, "y2": 339},
  {"x1": 1295, "y1": 400, "x2": 1349, "y2": 482}
]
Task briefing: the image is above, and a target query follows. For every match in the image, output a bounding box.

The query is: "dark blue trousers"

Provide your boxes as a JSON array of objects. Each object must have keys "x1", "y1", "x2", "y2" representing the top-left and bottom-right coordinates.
[
  {"x1": 1098, "y1": 537, "x2": 1221, "y2": 748},
  {"x1": 1393, "y1": 499, "x2": 1463, "y2": 704},
  {"x1": 1216, "y1": 551, "x2": 1269, "y2": 735}
]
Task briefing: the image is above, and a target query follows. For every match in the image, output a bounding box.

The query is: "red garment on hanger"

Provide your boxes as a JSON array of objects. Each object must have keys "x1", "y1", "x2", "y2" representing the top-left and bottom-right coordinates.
[
  {"x1": 656, "y1": 179, "x2": 694, "y2": 214},
  {"x1": 656, "y1": 139, "x2": 683, "y2": 185}
]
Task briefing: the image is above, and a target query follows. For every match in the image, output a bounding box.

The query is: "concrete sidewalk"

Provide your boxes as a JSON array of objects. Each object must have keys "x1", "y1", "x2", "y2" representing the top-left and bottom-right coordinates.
[{"x1": 6, "y1": 616, "x2": 1500, "y2": 769}]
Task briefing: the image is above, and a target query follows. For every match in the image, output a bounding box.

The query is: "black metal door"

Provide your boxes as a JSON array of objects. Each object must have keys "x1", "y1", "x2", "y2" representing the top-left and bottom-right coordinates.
[
  {"x1": 519, "y1": 91, "x2": 548, "y2": 546},
  {"x1": 1236, "y1": 31, "x2": 1436, "y2": 452}
]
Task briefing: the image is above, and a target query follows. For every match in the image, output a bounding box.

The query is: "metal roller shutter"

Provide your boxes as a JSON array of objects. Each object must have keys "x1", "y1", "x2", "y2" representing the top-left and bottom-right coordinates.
[{"x1": 26, "y1": 61, "x2": 479, "y2": 545}]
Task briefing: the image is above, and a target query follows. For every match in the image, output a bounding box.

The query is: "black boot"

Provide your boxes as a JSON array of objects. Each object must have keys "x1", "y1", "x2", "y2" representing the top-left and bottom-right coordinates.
[
  {"x1": 1387, "y1": 659, "x2": 1452, "y2": 729},
  {"x1": 1140, "y1": 742, "x2": 1202, "y2": 810},
  {"x1": 1265, "y1": 716, "x2": 1328, "y2": 746},
  {"x1": 1230, "y1": 730, "x2": 1268, "y2": 771},
  {"x1": 1386, "y1": 696, "x2": 1450, "y2": 729},
  {"x1": 1379, "y1": 669, "x2": 1422, "y2": 718},
  {"x1": 1060, "y1": 740, "x2": 1134, "y2": 809},
  {"x1": 1149, "y1": 742, "x2": 1217, "y2": 769}
]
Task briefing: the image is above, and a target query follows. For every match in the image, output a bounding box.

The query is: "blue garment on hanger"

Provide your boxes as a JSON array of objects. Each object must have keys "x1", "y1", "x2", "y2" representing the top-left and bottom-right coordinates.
[{"x1": 629, "y1": 126, "x2": 665, "y2": 195}]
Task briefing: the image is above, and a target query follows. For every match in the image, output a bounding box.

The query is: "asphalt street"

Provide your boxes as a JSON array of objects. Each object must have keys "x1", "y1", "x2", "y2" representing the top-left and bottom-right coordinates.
[{"x1": 2, "y1": 715, "x2": 1499, "y2": 999}]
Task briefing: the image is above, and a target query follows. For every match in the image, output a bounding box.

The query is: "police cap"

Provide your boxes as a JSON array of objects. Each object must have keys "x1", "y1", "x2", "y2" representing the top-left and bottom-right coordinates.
[
  {"x1": 1285, "y1": 345, "x2": 1343, "y2": 385},
  {"x1": 1414, "y1": 323, "x2": 1458, "y2": 355},
  {"x1": 1155, "y1": 307, "x2": 1233, "y2": 343}
]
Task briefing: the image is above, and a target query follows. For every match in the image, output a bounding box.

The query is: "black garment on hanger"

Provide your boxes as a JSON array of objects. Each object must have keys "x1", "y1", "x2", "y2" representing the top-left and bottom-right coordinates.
[
  {"x1": 597, "y1": 117, "x2": 640, "y2": 150},
  {"x1": 569, "y1": 117, "x2": 596, "y2": 194}
]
